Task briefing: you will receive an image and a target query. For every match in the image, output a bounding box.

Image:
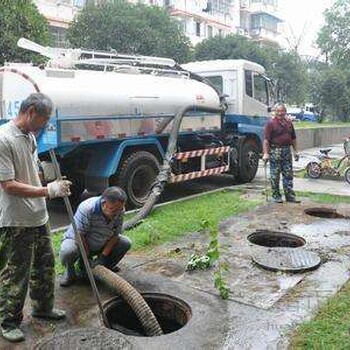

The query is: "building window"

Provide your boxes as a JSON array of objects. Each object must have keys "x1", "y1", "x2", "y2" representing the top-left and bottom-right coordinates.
[
  {"x1": 50, "y1": 26, "x2": 68, "y2": 48},
  {"x1": 251, "y1": 13, "x2": 279, "y2": 32},
  {"x1": 196, "y1": 21, "x2": 201, "y2": 36},
  {"x1": 208, "y1": 26, "x2": 213, "y2": 38},
  {"x1": 211, "y1": 0, "x2": 232, "y2": 15},
  {"x1": 74, "y1": 0, "x2": 86, "y2": 6}
]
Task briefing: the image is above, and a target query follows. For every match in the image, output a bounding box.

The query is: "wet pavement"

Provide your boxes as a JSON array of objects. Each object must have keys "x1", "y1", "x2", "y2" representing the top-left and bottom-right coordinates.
[
  {"x1": 2, "y1": 193, "x2": 350, "y2": 349},
  {"x1": 2, "y1": 144, "x2": 350, "y2": 349}
]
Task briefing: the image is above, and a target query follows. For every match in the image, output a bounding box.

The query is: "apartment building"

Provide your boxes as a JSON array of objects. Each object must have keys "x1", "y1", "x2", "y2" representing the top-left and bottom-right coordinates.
[
  {"x1": 239, "y1": 0, "x2": 282, "y2": 45},
  {"x1": 33, "y1": 0, "x2": 282, "y2": 48}
]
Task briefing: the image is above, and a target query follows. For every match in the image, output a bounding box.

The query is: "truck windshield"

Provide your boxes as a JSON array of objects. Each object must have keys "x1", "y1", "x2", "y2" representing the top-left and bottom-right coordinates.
[
  {"x1": 204, "y1": 75, "x2": 223, "y2": 94},
  {"x1": 245, "y1": 70, "x2": 269, "y2": 106},
  {"x1": 253, "y1": 73, "x2": 269, "y2": 105}
]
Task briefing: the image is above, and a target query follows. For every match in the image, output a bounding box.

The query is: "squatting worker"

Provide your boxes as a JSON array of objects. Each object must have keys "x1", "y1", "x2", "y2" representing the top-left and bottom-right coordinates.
[
  {"x1": 262, "y1": 102, "x2": 300, "y2": 203},
  {"x1": 0, "y1": 93, "x2": 72, "y2": 343},
  {"x1": 59, "y1": 186, "x2": 131, "y2": 287}
]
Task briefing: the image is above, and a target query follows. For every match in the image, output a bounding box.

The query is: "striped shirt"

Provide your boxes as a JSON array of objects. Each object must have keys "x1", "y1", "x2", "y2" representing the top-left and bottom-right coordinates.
[{"x1": 63, "y1": 196, "x2": 124, "y2": 252}]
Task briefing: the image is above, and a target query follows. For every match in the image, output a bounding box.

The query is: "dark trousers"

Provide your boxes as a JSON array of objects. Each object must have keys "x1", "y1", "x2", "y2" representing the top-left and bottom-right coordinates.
[
  {"x1": 0, "y1": 225, "x2": 55, "y2": 329},
  {"x1": 269, "y1": 146, "x2": 296, "y2": 200}
]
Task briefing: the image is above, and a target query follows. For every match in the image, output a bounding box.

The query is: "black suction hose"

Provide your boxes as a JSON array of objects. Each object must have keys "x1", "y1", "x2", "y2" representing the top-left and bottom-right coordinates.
[{"x1": 123, "y1": 105, "x2": 223, "y2": 231}]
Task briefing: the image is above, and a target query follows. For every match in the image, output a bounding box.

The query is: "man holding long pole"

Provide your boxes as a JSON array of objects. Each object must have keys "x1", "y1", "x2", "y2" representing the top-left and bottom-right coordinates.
[{"x1": 0, "y1": 93, "x2": 71, "y2": 343}]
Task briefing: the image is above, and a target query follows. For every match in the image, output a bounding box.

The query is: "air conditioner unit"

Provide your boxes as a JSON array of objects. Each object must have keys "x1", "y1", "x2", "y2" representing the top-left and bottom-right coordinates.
[{"x1": 237, "y1": 28, "x2": 245, "y2": 35}]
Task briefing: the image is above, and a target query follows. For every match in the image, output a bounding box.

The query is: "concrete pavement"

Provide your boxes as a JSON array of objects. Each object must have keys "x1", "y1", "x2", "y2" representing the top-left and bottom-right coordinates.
[{"x1": 254, "y1": 143, "x2": 350, "y2": 197}]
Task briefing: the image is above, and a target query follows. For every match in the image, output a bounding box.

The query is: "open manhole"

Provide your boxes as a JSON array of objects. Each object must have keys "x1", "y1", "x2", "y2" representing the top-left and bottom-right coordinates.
[
  {"x1": 104, "y1": 293, "x2": 192, "y2": 337},
  {"x1": 247, "y1": 230, "x2": 306, "y2": 248},
  {"x1": 304, "y1": 207, "x2": 345, "y2": 219}
]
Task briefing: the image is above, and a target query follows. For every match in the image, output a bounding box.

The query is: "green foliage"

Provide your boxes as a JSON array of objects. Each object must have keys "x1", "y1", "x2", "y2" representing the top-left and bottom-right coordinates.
[
  {"x1": 0, "y1": 0, "x2": 51, "y2": 66},
  {"x1": 67, "y1": 0, "x2": 192, "y2": 63},
  {"x1": 194, "y1": 34, "x2": 307, "y2": 105},
  {"x1": 290, "y1": 280, "x2": 350, "y2": 349},
  {"x1": 308, "y1": 64, "x2": 350, "y2": 121},
  {"x1": 317, "y1": 0, "x2": 350, "y2": 68},
  {"x1": 186, "y1": 220, "x2": 230, "y2": 300}
]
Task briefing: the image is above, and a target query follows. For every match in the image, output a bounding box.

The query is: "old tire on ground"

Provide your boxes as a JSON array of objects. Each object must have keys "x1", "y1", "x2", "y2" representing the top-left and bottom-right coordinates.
[
  {"x1": 117, "y1": 151, "x2": 160, "y2": 208},
  {"x1": 306, "y1": 161, "x2": 321, "y2": 179},
  {"x1": 234, "y1": 140, "x2": 260, "y2": 183}
]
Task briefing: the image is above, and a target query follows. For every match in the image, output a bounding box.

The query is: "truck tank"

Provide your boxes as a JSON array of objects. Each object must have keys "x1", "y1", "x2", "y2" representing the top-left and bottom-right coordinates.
[{"x1": 0, "y1": 63, "x2": 221, "y2": 149}]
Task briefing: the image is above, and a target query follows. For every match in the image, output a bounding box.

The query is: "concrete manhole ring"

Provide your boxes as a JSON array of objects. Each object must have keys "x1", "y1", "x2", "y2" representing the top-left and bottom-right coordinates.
[
  {"x1": 247, "y1": 230, "x2": 306, "y2": 248},
  {"x1": 34, "y1": 327, "x2": 135, "y2": 349},
  {"x1": 304, "y1": 207, "x2": 345, "y2": 219},
  {"x1": 104, "y1": 292, "x2": 192, "y2": 337},
  {"x1": 251, "y1": 248, "x2": 321, "y2": 272}
]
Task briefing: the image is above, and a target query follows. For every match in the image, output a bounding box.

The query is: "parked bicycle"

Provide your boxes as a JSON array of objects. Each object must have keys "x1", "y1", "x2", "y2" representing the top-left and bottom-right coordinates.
[{"x1": 306, "y1": 136, "x2": 350, "y2": 184}]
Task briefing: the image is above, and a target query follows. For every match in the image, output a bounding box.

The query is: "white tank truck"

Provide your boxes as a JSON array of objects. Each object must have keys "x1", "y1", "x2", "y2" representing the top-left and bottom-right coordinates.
[{"x1": 0, "y1": 39, "x2": 270, "y2": 208}]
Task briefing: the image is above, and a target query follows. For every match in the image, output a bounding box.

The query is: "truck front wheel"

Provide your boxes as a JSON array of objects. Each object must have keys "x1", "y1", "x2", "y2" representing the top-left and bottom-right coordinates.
[
  {"x1": 235, "y1": 140, "x2": 259, "y2": 183},
  {"x1": 116, "y1": 151, "x2": 160, "y2": 208}
]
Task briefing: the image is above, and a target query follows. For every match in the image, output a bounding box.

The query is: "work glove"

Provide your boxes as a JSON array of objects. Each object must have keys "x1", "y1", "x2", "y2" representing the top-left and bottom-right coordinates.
[
  {"x1": 262, "y1": 153, "x2": 269, "y2": 164},
  {"x1": 47, "y1": 179, "x2": 72, "y2": 199},
  {"x1": 294, "y1": 152, "x2": 300, "y2": 162},
  {"x1": 41, "y1": 161, "x2": 56, "y2": 182}
]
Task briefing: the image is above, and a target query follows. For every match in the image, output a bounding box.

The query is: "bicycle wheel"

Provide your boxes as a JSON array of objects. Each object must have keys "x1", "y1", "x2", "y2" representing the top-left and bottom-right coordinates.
[
  {"x1": 306, "y1": 162, "x2": 322, "y2": 178},
  {"x1": 345, "y1": 167, "x2": 350, "y2": 184},
  {"x1": 343, "y1": 138, "x2": 350, "y2": 155}
]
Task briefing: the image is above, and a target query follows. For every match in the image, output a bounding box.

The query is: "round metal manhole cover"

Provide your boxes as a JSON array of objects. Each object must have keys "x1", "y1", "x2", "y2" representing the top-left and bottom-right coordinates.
[
  {"x1": 34, "y1": 328, "x2": 135, "y2": 350},
  {"x1": 251, "y1": 248, "x2": 321, "y2": 272},
  {"x1": 304, "y1": 207, "x2": 345, "y2": 219}
]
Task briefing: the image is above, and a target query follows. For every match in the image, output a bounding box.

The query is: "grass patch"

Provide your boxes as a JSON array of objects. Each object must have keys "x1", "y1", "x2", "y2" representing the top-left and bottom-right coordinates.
[
  {"x1": 294, "y1": 121, "x2": 350, "y2": 129},
  {"x1": 290, "y1": 281, "x2": 350, "y2": 349},
  {"x1": 297, "y1": 191, "x2": 350, "y2": 204},
  {"x1": 52, "y1": 189, "x2": 261, "y2": 274}
]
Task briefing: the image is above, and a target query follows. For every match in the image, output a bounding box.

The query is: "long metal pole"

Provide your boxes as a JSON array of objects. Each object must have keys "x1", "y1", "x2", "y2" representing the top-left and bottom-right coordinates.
[
  {"x1": 49, "y1": 149, "x2": 110, "y2": 328},
  {"x1": 264, "y1": 160, "x2": 269, "y2": 202}
]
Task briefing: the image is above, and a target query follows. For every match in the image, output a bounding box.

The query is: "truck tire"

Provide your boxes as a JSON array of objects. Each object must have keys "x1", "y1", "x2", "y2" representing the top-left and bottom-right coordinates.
[
  {"x1": 235, "y1": 140, "x2": 259, "y2": 183},
  {"x1": 117, "y1": 151, "x2": 160, "y2": 208}
]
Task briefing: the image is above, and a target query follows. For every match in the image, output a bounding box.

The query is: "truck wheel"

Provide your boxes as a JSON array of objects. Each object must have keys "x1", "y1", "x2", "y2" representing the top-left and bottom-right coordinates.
[
  {"x1": 235, "y1": 141, "x2": 259, "y2": 183},
  {"x1": 117, "y1": 151, "x2": 160, "y2": 208}
]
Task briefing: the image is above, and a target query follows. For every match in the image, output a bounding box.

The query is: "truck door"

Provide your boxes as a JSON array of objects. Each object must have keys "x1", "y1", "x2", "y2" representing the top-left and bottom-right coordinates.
[{"x1": 243, "y1": 70, "x2": 269, "y2": 116}]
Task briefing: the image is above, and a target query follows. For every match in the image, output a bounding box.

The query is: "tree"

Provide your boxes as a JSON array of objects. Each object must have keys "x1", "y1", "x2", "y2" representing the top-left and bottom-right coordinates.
[
  {"x1": 317, "y1": 0, "x2": 350, "y2": 67},
  {"x1": 310, "y1": 65, "x2": 350, "y2": 121},
  {"x1": 194, "y1": 35, "x2": 307, "y2": 105},
  {"x1": 0, "y1": 0, "x2": 51, "y2": 66},
  {"x1": 67, "y1": 0, "x2": 192, "y2": 63},
  {"x1": 194, "y1": 34, "x2": 269, "y2": 67}
]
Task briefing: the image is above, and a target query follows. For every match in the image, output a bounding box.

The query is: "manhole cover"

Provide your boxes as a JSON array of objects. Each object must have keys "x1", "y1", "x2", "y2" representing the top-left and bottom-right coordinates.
[
  {"x1": 247, "y1": 230, "x2": 306, "y2": 248},
  {"x1": 305, "y1": 207, "x2": 345, "y2": 218},
  {"x1": 104, "y1": 293, "x2": 192, "y2": 337},
  {"x1": 251, "y1": 248, "x2": 321, "y2": 272},
  {"x1": 35, "y1": 328, "x2": 135, "y2": 349}
]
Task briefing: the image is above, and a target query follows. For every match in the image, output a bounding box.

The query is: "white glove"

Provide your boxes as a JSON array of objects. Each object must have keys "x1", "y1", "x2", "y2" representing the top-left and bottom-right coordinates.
[
  {"x1": 47, "y1": 179, "x2": 72, "y2": 199},
  {"x1": 262, "y1": 153, "x2": 269, "y2": 164},
  {"x1": 41, "y1": 161, "x2": 56, "y2": 182}
]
